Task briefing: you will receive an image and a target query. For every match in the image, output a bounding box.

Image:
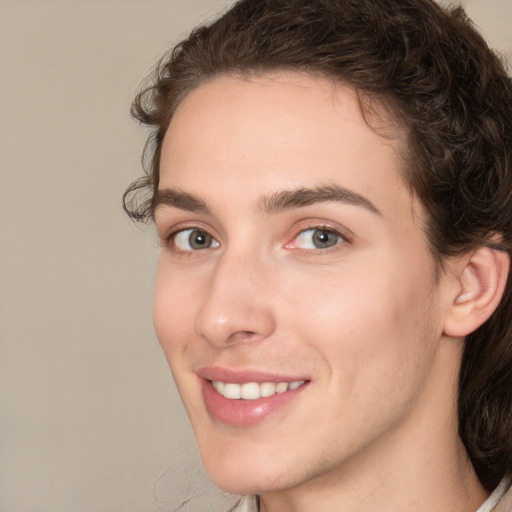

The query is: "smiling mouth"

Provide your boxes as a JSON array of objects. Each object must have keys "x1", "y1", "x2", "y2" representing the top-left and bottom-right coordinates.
[{"x1": 211, "y1": 380, "x2": 306, "y2": 400}]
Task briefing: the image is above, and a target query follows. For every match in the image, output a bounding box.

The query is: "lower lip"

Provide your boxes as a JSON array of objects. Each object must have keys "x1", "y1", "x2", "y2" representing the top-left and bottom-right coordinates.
[{"x1": 201, "y1": 379, "x2": 307, "y2": 427}]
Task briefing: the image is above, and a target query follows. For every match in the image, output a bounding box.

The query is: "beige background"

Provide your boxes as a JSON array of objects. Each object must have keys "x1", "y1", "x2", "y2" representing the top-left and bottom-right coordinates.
[{"x1": 1, "y1": 1, "x2": 511, "y2": 511}]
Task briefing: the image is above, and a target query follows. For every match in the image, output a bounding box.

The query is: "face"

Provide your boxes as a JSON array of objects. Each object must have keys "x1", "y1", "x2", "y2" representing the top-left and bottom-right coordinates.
[{"x1": 153, "y1": 73, "x2": 455, "y2": 496}]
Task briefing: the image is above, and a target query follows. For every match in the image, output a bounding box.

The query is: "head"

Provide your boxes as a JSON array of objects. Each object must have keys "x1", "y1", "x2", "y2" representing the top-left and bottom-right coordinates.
[{"x1": 125, "y1": 0, "x2": 512, "y2": 492}]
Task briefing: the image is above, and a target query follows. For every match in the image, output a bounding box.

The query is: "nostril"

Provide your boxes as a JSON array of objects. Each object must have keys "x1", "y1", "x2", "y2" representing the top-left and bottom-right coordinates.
[{"x1": 227, "y1": 331, "x2": 260, "y2": 344}]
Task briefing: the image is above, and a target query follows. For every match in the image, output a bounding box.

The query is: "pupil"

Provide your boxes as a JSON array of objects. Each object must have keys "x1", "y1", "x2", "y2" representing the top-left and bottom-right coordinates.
[
  {"x1": 313, "y1": 230, "x2": 336, "y2": 248},
  {"x1": 190, "y1": 230, "x2": 209, "y2": 249}
]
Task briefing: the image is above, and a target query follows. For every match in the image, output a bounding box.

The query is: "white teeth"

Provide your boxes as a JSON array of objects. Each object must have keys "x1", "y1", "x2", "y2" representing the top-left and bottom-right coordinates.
[
  {"x1": 241, "y1": 382, "x2": 260, "y2": 400},
  {"x1": 212, "y1": 380, "x2": 305, "y2": 400},
  {"x1": 275, "y1": 382, "x2": 288, "y2": 394},
  {"x1": 212, "y1": 380, "x2": 224, "y2": 394},
  {"x1": 223, "y1": 383, "x2": 241, "y2": 399},
  {"x1": 260, "y1": 382, "x2": 276, "y2": 397}
]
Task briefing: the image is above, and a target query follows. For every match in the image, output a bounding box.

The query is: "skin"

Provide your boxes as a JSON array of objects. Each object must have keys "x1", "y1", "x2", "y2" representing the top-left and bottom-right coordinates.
[{"x1": 153, "y1": 72, "x2": 488, "y2": 512}]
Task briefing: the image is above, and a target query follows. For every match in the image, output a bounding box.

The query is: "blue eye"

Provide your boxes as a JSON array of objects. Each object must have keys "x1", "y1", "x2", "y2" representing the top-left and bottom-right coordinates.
[
  {"x1": 294, "y1": 228, "x2": 343, "y2": 249},
  {"x1": 173, "y1": 229, "x2": 220, "y2": 251}
]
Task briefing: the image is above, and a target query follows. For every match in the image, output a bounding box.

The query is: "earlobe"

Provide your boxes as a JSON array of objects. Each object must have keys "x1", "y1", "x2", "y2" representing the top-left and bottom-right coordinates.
[{"x1": 443, "y1": 246, "x2": 509, "y2": 338}]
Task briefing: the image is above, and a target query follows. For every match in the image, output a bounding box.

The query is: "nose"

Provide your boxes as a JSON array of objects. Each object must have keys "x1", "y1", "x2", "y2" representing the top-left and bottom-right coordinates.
[{"x1": 194, "y1": 250, "x2": 277, "y2": 348}]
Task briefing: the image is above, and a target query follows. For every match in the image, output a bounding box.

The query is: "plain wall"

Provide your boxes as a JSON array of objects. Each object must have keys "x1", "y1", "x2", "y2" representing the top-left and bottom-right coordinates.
[{"x1": 1, "y1": 1, "x2": 511, "y2": 511}]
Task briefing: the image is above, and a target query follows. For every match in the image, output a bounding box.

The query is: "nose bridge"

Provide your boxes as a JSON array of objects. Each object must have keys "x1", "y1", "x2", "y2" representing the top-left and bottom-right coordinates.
[{"x1": 194, "y1": 244, "x2": 276, "y2": 347}]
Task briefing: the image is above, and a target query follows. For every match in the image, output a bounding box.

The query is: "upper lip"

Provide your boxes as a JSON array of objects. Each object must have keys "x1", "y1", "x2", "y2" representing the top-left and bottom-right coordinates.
[{"x1": 197, "y1": 366, "x2": 310, "y2": 384}]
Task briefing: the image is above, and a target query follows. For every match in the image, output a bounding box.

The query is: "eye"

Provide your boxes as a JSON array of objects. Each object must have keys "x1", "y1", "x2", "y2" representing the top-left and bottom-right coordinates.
[
  {"x1": 291, "y1": 228, "x2": 344, "y2": 250},
  {"x1": 173, "y1": 229, "x2": 220, "y2": 251}
]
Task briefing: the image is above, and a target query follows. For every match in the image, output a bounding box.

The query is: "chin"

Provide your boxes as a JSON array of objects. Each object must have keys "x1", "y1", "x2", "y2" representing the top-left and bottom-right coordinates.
[
  {"x1": 201, "y1": 447, "x2": 310, "y2": 497},
  {"x1": 200, "y1": 452, "x2": 276, "y2": 494},
  {"x1": 202, "y1": 460, "x2": 264, "y2": 494},
  {"x1": 209, "y1": 474, "x2": 287, "y2": 497}
]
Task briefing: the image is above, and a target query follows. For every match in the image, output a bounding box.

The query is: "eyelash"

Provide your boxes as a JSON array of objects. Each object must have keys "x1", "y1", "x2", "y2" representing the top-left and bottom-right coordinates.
[
  {"x1": 161, "y1": 222, "x2": 350, "y2": 256},
  {"x1": 286, "y1": 224, "x2": 349, "y2": 253},
  {"x1": 160, "y1": 225, "x2": 218, "y2": 256}
]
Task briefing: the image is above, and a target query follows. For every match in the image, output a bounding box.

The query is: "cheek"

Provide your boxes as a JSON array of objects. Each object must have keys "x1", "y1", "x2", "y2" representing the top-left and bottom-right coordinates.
[
  {"x1": 153, "y1": 261, "x2": 199, "y2": 361},
  {"x1": 279, "y1": 252, "x2": 438, "y2": 374},
  {"x1": 285, "y1": 264, "x2": 440, "y2": 434},
  {"x1": 279, "y1": 264, "x2": 397, "y2": 335}
]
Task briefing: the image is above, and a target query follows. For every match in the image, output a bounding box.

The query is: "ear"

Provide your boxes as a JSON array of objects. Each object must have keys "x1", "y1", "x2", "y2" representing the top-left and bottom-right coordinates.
[{"x1": 443, "y1": 246, "x2": 509, "y2": 338}]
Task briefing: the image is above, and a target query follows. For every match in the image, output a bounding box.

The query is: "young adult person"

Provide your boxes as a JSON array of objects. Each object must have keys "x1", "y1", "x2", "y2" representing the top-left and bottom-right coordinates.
[{"x1": 124, "y1": 0, "x2": 512, "y2": 510}]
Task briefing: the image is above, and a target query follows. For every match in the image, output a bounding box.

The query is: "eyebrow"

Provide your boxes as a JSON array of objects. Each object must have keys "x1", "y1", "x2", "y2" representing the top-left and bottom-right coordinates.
[
  {"x1": 259, "y1": 184, "x2": 382, "y2": 216},
  {"x1": 153, "y1": 184, "x2": 381, "y2": 217},
  {"x1": 153, "y1": 188, "x2": 211, "y2": 214}
]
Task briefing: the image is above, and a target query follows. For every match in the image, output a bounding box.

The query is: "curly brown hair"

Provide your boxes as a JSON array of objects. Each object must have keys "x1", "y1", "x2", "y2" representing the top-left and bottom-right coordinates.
[{"x1": 124, "y1": 0, "x2": 512, "y2": 490}]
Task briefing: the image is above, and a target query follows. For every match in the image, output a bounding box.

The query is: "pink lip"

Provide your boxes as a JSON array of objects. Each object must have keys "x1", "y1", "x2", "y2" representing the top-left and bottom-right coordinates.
[
  {"x1": 197, "y1": 366, "x2": 309, "y2": 384},
  {"x1": 197, "y1": 366, "x2": 310, "y2": 427}
]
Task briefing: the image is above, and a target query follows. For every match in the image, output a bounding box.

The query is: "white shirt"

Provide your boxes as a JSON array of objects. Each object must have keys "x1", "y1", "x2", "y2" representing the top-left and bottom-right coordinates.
[{"x1": 478, "y1": 474, "x2": 512, "y2": 512}]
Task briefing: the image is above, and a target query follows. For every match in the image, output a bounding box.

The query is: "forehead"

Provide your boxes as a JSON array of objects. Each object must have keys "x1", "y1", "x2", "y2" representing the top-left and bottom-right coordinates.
[{"x1": 159, "y1": 72, "x2": 415, "y2": 220}]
